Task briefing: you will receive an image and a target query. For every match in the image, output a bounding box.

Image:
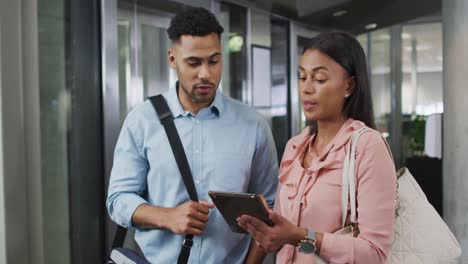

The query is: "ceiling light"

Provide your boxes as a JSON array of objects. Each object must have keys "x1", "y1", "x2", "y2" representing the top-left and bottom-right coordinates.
[
  {"x1": 228, "y1": 36, "x2": 244, "y2": 52},
  {"x1": 402, "y1": 33, "x2": 411, "y2": 40},
  {"x1": 365, "y1": 23, "x2": 377, "y2": 30},
  {"x1": 332, "y1": 10, "x2": 348, "y2": 17}
]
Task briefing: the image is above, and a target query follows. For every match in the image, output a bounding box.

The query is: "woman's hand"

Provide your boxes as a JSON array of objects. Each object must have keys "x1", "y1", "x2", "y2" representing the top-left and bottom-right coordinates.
[{"x1": 237, "y1": 210, "x2": 306, "y2": 253}]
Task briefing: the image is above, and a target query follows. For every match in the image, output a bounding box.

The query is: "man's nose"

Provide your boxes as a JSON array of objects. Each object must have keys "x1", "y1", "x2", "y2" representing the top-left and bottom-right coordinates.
[{"x1": 198, "y1": 63, "x2": 210, "y2": 80}]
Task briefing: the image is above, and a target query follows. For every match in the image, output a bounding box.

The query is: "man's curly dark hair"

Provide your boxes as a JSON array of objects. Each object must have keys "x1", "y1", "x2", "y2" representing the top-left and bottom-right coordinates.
[{"x1": 167, "y1": 6, "x2": 224, "y2": 42}]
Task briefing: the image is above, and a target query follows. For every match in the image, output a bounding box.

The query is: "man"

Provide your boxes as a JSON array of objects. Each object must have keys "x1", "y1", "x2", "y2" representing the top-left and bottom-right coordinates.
[{"x1": 106, "y1": 7, "x2": 278, "y2": 263}]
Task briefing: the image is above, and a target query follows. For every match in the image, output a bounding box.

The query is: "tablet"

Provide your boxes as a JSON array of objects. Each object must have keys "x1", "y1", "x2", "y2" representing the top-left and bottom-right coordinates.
[{"x1": 208, "y1": 191, "x2": 273, "y2": 233}]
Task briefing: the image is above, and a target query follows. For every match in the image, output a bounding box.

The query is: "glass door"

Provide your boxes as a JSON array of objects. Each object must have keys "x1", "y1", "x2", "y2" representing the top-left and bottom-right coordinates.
[
  {"x1": 289, "y1": 23, "x2": 319, "y2": 136},
  {"x1": 102, "y1": 0, "x2": 175, "y2": 252},
  {"x1": 270, "y1": 18, "x2": 291, "y2": 162},
  {"x1": 118, "y1": 5, "x2": 174, "y2": 122}
]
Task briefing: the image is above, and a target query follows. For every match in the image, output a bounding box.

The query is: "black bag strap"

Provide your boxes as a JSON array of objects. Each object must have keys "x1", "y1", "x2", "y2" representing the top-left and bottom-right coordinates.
[
  {"x1": 111, "y1": 225, "x2": 128, "y2": 249},
  {"x1": 110, "y1": 94, "x2": 198, "y2": 264},
  {"x1": 149, "y1": 95, "x2": 199, "y2": 202},
  {"x1": 149, "y1": 95, "x2": 198, "y2": 264}
]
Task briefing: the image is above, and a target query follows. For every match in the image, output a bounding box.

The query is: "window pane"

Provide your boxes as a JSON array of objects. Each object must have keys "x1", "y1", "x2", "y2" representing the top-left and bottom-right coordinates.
[
  {"x1": 141, "y1": 24, "x2": 173, "y2": 98},
  {"x1": 401, "y1": 23, "x2": 443, "y2": 158},
  {"x1": 402, "y1": 23, "x2": 443, "y2": 116},
  {"x1": 271, "y1": 20, "x2": 290, "y2": 162},
  {"x1": 220, "y1": 3, "x2": 247, "y2": 102},
  {"x1": 370, "y1": 29, "x2": 392, "y2": 135},
  {"x1": 38, "y1": 0, "x2": 71, "y2": 262},
  {"x1": 118, "y1": 18, "x2": 131, "y2": 123},
  {"x1": 297, "y1": 36, "x2": 313, "y2": 132},
  {"x1": 357, "y1": 33, "x2": 368, "y2": 57}
]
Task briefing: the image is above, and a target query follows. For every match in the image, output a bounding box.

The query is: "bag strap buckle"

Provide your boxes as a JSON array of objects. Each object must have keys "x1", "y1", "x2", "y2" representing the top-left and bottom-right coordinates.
[{"x1": 182, "y1": 238, "x2": 194, "y2": 248}]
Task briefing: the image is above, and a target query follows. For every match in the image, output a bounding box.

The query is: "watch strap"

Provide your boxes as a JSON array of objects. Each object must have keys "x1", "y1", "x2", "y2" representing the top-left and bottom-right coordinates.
[{"x1": 305, "y1": 228, "x2": 316, "y2": 241}]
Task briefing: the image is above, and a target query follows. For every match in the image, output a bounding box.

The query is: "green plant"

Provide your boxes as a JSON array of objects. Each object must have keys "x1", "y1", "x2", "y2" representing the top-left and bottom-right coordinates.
[{"x1": 407, "y1": 115, "x2": 426, "y2": 157}]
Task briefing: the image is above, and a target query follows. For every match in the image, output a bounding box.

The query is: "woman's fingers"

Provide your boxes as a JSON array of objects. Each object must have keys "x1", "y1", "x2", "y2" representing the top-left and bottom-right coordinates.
[
  {"x1": 237, "y1": 215, "x2": 258, "y2": 234},
  {"x1": 237, "y1": 215, "x2": 270, "y2": 245},
  {"x1": 268, "y1": 210, "x2": 281, "y2": 224}
]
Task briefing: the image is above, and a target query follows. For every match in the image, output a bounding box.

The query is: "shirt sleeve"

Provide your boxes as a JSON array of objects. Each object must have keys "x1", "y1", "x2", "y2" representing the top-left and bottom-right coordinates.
[
  {"x1": 247, "y1": 118, "x2": 279, "y2": 209},
  {"x1": 273, "y1": 139, "x2": 295, "y2": 213},
  {"x1": 319, "y1": 131, "x2": 396, "y2": 264},
  {"x1": 106, "y1": 113, "x2": 150, "y2": 229}
]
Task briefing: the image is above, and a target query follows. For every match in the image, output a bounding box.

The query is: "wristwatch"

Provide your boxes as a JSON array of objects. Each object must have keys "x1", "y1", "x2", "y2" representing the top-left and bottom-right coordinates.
[{"x1": 298, "y1": 228, "x2": 316, "y2": 254}]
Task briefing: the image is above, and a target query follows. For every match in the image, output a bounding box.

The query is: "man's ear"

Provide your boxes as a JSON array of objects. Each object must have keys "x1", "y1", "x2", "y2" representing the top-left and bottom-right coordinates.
[
  {"x1": 168, "y1": 48, "x2": 176, "y2": 70},
  {"x1": 346, "y1": 76, "x2": 356, "y2": 97}
]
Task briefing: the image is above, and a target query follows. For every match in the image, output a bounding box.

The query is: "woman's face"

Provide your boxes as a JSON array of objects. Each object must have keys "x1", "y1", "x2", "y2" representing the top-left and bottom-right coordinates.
[{"x1": 298, "y1": 49, "x2": 354, "y2": 122}]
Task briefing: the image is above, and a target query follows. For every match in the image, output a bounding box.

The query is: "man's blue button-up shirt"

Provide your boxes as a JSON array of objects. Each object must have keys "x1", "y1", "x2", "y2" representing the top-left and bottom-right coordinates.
[{"x1": 107, "y1": 85, "x2": 279, "y2": 263}]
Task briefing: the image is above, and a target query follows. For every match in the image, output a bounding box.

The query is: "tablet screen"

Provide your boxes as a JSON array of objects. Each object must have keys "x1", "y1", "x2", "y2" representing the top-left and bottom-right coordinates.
[{"x1": 208, "y1": 191, "x2": 273, "y2": 233}]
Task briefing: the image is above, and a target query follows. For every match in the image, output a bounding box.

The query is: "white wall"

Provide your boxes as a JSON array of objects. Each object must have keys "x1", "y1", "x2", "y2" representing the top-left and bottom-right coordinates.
[
  {"x1": 0, "y1": 0, "x2": 44, "y2": 263},
  {"x1": 443, "y1": 0, "x2": 468, "y2": 262}
]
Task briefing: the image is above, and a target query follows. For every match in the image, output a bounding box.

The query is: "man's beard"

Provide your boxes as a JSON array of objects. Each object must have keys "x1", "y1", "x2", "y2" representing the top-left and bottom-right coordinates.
[{"x1": 180, "y1": 82, "x2": 216, "y2": 104}]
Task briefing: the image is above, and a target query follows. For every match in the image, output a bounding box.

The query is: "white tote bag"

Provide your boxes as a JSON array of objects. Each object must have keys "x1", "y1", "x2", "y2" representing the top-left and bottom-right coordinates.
[{"x1": 315, "y1": 127, "x2": 462, "y2": 264}]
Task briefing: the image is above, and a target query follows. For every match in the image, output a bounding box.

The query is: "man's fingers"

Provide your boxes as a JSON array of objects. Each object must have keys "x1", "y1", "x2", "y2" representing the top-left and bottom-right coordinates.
[
  {"x1": 186, "y1": 227, "x2": 203, "y2": 236},
  {"x1": 192, "y1": 201, "x2": 213, "y2": 214},
  {"x1": 199, "y1": 201, "x2": 215, "y2": 209},
  {"x1": 188, "y1": 210, "x2": 209, "y2": 223},
  {"x1": 188, "y1": 219, "x2": 207, "y2": 231}
]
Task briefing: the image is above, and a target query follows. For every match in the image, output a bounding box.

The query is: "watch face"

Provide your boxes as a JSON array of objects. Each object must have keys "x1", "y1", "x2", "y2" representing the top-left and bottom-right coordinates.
[{"x1": 299, "y1": 241, "x2": 316, "y2": 254}]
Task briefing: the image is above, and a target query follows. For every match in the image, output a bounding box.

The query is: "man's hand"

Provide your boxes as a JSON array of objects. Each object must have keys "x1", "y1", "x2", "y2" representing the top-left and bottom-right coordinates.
[{"x1": 166, "y1": 201, "x2": 215, "y2": 235}]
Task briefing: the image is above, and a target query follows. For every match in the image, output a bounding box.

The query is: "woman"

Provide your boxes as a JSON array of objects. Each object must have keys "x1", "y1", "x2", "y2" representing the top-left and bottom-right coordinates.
[{"x1": 239, "y1": 32, "x2": 396, "y2": 263}]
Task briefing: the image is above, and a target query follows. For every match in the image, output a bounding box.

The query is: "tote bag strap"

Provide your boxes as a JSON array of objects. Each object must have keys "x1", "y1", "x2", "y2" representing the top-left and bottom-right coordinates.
[
  {"x1": 341, "y1": 127, "x2": 372, "y2": 228},
  {"x1": 341, "y1": 126, "x2": 396, "y2": 229}
]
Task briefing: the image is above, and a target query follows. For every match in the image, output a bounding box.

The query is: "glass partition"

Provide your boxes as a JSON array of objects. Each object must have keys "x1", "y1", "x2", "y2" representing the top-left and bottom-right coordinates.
[
  {"x1": 369, "y1": 28, "x2": 392, "y2": 135},
  {"x1": 401, "y1": 22, "x2": 443, "y2": 159},
  {"x1": 401, "y1": 23, "x2": 443, "y2": 116},
  {"x1": 270, "y1": 19, "x2": 290, "y2": 162},
  {"x1": 117, "y1": 5, "x2": 173, "y2": 122},
  {"x1": 38, "y1": 0, "x2": 71, "y2": 262},
  {"x1": 219, "y1": 2, "x2": 248, "y2": 102}
]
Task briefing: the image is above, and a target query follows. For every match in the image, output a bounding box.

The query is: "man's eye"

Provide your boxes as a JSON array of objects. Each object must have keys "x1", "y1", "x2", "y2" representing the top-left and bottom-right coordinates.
[
  {"x1": 188, "y1": 61, "x2": 200, "y2": 66},
  {"x1": 209, "y1": 60, "x2": 219, "y2": 64}
]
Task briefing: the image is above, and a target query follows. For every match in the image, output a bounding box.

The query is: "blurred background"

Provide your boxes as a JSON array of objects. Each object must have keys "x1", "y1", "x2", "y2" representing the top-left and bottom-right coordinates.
[{"x1": 1, "y1": 0, "x2": 467, "y2": 263}]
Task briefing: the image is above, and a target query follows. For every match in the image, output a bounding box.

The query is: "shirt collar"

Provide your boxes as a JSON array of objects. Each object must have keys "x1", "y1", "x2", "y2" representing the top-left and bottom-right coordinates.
[
  {"x1": 164, "y1": 81, "x2": 224, "y2": 118},
  {"x1": 308, "y1": 118, "x2": 365, "y2": 160},
  {"x1": 164, "y1": 81, "x2": 186, "y2": 118},
  {"x1": 210, "y1": 89, "x2": 224, "y2": 117},
  {"x1": 286, "y1": 118, "x2": 366, "y2": 161}
]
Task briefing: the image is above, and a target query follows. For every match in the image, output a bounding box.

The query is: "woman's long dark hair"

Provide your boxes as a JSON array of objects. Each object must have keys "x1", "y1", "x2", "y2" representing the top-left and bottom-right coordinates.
[{"x1": 303, "y1": 32, "x2": 376, "y2": 131}]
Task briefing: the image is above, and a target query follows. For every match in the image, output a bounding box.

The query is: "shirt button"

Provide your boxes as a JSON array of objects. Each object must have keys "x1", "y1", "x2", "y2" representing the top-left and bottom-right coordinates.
[
  {"x1": 195, "y1": 149, "x2": 200, "y2": 154},
  {"x1": 195, "y1": 120, "x2": 200, "y2": 125},
  {"x1": 196, "y1": 180, "x2": 200, "y2": 184},
  {"x1": 194, "y1": 242, "x2": 199, "y2": 247}
]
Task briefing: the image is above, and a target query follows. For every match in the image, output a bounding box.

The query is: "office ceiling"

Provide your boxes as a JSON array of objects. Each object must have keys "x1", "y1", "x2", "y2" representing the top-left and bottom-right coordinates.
[{"x1": 254, "y1": 0, "x2": 441, "y2": 34}]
